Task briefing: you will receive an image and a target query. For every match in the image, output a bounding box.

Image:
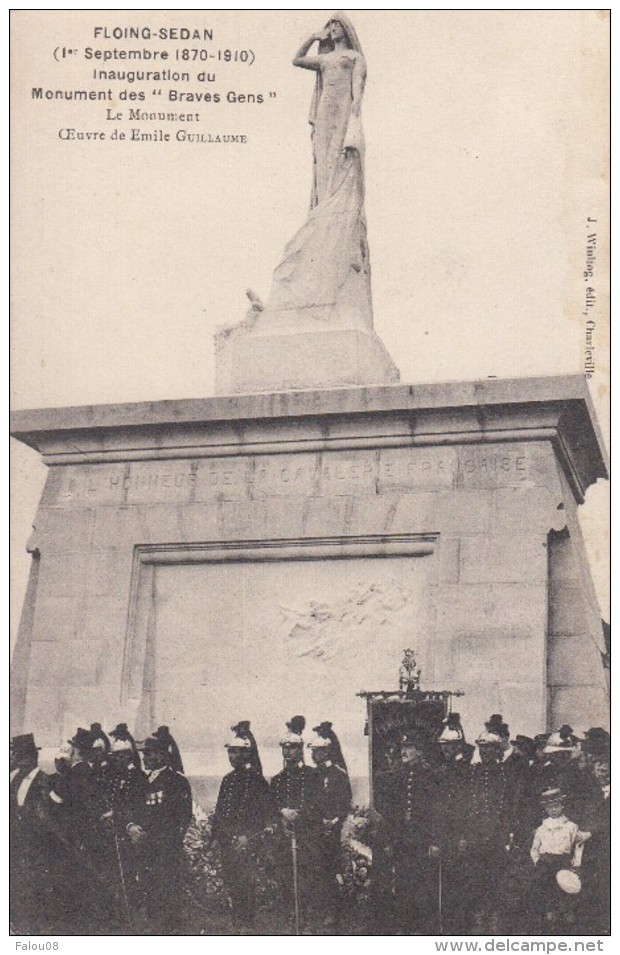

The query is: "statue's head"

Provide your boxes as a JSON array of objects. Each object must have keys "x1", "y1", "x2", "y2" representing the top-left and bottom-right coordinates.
[
  {"x1": 321, "y1": 13, "x2": 363, "y2": 54},
  {"x1": 327, "y1": 19, "x2": 348, "y2": 46}
]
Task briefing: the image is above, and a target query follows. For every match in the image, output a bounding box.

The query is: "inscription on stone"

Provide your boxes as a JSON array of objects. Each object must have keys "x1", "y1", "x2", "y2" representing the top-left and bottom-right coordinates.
[
  {"x1": 51, "y1": 445, "x2": 539, "y2": 507},
  {"x1": 108, "y1": 472, "x2": 196, "y2": 489}
]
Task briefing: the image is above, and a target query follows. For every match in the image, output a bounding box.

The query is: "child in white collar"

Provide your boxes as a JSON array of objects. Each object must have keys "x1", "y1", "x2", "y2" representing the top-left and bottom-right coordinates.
[
  {"x1": 530, "y1": 788, "x2": 590, "y2": 929},
  {"x1": 530, "y1": 788, "x2": 590, "y2": 867}
]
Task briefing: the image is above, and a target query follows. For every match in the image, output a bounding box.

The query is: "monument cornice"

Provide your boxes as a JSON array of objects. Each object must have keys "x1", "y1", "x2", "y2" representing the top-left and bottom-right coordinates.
[{"x1": 10, "y1": 375, "x2": 608, "y2": 502}]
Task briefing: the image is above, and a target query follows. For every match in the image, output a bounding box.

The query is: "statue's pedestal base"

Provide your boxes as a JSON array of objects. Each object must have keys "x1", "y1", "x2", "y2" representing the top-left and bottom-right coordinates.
[{"x1": 215, "y1": 326, "x2": 399, "y2": 394}]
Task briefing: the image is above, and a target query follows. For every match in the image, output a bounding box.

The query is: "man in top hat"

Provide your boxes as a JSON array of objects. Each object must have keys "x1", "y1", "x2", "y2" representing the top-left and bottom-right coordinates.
[
  {"x1": 9, "y1": 733, "x2": 56, "y2": 932},
  {"x1": 308, "y1": 733, "x2": 352, "y2": 926},
  {"x1": 270, "y1": 724, "x2": 323, "y2": 929},
  {"x1": 383, "y1": 731, "x2": 444, "y2": 934},
  {"x1": 459, "y1": 729, "x2": 521, "y2": 933},
  {"x1": 212, "y1": 732, "x2": 275, "y2": 929},
  {"x1": 125, "y1": 733, "x2": 192, "y2": 933},
  {"x1": 581, "y1": 727, "x2": 610, "y2": 765}
]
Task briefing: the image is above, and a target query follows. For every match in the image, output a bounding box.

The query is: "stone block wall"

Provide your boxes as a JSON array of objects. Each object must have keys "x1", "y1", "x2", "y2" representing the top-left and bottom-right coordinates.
[{"x1": 11, "y1": 379, "x2": 609, "y2": 778}]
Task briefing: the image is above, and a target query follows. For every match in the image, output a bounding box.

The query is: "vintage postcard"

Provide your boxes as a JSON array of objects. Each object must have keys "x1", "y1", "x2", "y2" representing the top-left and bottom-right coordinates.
[{"x1": 10, "y1": 10, "x2": 610, "y2": 939}]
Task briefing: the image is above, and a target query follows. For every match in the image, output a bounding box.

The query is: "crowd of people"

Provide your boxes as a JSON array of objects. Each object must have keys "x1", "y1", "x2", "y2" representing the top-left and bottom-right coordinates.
[
  {"x1": 370, "y1": 715, "x2": 610, "y2": 936},
  {"x1": 9, "y1": 713, "x2": 611, "y2": 936}
]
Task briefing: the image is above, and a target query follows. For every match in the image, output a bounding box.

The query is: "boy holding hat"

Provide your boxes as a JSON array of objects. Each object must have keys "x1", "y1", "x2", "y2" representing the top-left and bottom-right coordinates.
[{"x1": 529, "y1": 787, "x2": 590, "y2": 927}]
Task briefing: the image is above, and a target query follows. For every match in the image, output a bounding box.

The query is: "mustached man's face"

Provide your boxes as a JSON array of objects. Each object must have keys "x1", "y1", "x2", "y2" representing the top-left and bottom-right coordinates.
[
  {"x1": 311, "y1": 747, "x2": 330, "y2": 766},
  {"x1": 143, "y1": 749, "x2": 165, "y2": 772},
  {"x1": 479, "y1": 744, "x2": 502, "y2": 765},
  {"x1": 282, "y1": 744, "x2": 303, "y2": 765},
  {"x1": 228, "y1": 749, "x2": 248, "y2": 769},
  {"x1": 400, "y1": 744, "x2": 421, "y2": 766}
]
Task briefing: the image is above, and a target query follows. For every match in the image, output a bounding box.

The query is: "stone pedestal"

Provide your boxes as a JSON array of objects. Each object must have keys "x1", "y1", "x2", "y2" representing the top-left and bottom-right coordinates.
[
  {"x1": 10, "y1": 376, "x2": 609, "y2": 803},
  {"x1": 215, "y1": 325, "x2": 399, "y2": 394}
]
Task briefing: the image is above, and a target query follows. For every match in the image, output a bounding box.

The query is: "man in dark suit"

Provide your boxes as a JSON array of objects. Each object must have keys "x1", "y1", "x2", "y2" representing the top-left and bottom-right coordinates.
[
  {"x1": 460, "y1": 730, "x2": 521, "y2": 933},
  {"x1": 580, "y1": 747, "x2": 610, "y2": 933},
  {"x1": 60, "y1": 727, "x2": 115, "y2": 929},
  {"x1": 212, "y1": 733, "x2": 275, "y2": 929},
  {"x1": 9, "y1": 733, "x2": 54, "y2": 933},
  {"x1": 270, "y1": 729, "x2": 323, "y2": 930},
  {"x1": 385, "y1": 732, "x2": 444, "y2": 935},
  {"x1": 308, "y1": 733, "x2": 351, "y2": 926},
  {"x1": 126, "y1": 734, "x2": 192, "y2": 934}
]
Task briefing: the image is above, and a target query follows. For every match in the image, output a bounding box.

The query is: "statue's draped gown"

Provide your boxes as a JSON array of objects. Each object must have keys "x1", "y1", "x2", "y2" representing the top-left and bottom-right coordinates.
[{"x1": 266, "y1": 44, "x2": 372, "y2": 329}]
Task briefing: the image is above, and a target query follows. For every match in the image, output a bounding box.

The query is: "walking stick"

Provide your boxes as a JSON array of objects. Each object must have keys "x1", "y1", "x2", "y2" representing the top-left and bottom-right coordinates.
[
  {"x1": 112, "y1": 826, "x2": 134, "y2": 933},
  {"x1": 291, "y1": 830, "x2": 301, "y2": 936},
  {"x1": 438, "y1": 857, "x2": 443, "y2": 935}
]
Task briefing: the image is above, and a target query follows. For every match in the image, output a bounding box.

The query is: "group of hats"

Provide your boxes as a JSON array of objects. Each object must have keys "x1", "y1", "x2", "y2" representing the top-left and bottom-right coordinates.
[
  {"x1": 67, "y1": 722, "x2": 137, "y2": 756},
  {"x1": 225, "y1": 717, "x2": 346, "y2": 765},
  {"x1": 543, "y1": 724, "x2": 610, "y2": 757},
  {"x1": 282, "y1": 717, "x2": 346, "y2": 757},
  {"x1": 63, "y1": 722, "x2": 184, "y2": 771}
]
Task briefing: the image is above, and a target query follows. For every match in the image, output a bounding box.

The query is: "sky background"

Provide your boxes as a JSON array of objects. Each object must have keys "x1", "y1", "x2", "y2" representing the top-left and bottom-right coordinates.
[{"x1": 11, "y1": 9, "x2": 610, "y2": 635}]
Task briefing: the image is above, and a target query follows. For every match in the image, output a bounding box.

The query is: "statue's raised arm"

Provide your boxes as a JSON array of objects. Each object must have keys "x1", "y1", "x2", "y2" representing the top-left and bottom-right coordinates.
[{"x1": 292, "y1": 30, "x2": 326, "y2": 71}]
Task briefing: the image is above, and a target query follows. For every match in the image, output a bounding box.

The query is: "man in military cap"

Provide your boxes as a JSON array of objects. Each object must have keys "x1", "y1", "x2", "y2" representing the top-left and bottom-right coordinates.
[
  {"x1": 126, "y1": 734, "x2": 192, "y2": 934},
  {"x1": 368, "y1": 735, "x2": 401, "y2": 933},
  {"x1": 270, "y1": 724, "x2": 323, "y2": 930},
  {"x1": 435, "y1": 715, "x2": 473, "y2": 933},
  {"x1": 385, "y1": 731, "x2": 443, "y2": 934},
  {"x1": 212, "y1": 732, "x2": 275, "y2": 930},
  {"x1": 153, "y1": 725, "x2": 184, "y2": 774},
  {"x1": 308, "y1": 733, "x2": 352, "y2": 926},
  {"x1": 9, "y1": 733, "x2": 55, "y2": 932},
  {"x1": 98, "y1": 735, "x2": 149, "y2": 924}
]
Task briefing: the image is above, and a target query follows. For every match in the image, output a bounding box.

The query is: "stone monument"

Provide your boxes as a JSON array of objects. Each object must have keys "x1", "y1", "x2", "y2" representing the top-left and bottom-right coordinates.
[
  {"x1": 10, "y1": 14, "x2": 609, "y2": 801},
  {"x1": 215, "y1": 12, "x2": 399, "y2": 395}
]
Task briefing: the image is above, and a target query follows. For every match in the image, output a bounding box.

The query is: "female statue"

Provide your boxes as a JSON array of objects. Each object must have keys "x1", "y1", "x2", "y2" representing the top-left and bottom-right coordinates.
[
  {"x1": 265, "y1": 14, "x2": 373, "y2": 330},
  {"x1": 294, "y1": 14, "x2": 366, "y2": 210}
]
